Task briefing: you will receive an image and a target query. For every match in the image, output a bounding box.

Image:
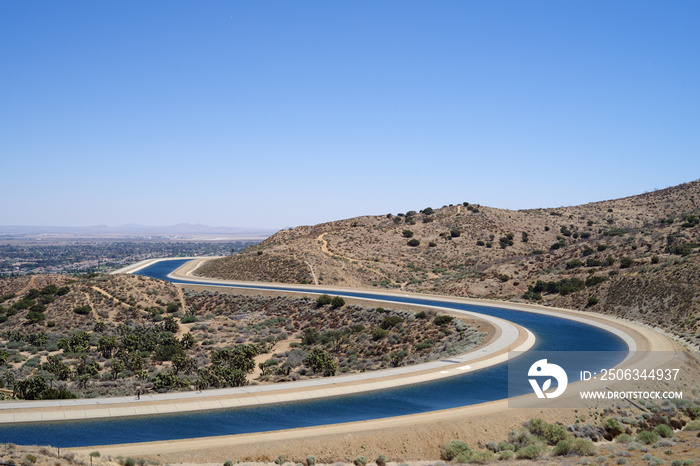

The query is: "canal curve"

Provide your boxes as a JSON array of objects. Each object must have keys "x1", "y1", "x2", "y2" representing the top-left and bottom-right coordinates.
[{"x1": 1, "y1": 259, "x2": 628, "y2": 447}]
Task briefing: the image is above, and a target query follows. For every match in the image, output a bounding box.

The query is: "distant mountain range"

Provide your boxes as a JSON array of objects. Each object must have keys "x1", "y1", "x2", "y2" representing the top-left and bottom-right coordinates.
[{"x1": 0, "y1": 223, "x2": 277, "y2": 237}]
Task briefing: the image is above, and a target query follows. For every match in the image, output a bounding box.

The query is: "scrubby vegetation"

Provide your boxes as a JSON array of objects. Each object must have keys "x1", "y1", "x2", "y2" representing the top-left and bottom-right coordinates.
[{"x1": 0, "y1": 274, "x2": 486, "y2": 398}]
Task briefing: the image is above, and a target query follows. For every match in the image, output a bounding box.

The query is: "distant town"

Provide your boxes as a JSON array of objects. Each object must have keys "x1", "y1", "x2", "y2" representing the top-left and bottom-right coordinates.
[{"x1": 0, "y1": 240, "x2": 260, "y2": 276}]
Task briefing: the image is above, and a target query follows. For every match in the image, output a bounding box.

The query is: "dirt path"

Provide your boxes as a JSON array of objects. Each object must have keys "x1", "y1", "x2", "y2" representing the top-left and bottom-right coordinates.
[
  {"x1": 80, "y1": 290, "x2": 99, "y2": 320},
  {"x1": 304, "y1": 261, "x2": 319, "y2": 285},
  {"x1": 17, "y1": 276, "x2": 36, "y2": 295}
]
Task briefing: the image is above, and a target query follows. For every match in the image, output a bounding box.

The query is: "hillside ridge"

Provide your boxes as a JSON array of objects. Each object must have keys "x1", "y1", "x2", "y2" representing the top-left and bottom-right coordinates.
[{"x1": 197, "y1": 179, "x2": 700, "y2": 346}]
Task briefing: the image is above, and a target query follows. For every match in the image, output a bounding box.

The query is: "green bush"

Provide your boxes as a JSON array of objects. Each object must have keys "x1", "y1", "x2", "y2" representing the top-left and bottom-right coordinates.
[
  {"x1": 637, "y1": 430, "x2": 660, "y2": 445},
  {"x1": 528, "y1": 418, "x2": 569, "y2": 445},
  {"x1": 619, "y1": 257, "x2": 634, "y2": 269},
  {"x1": 515, "y1": 444, "x2": 545, "y2": 459},
  {"x1": 181, "y1": 315, "x2": 196, "y2": 324},
  {"x1": 468, "y1": 450, "x2": 495, "y2": 464},
  {"x1": 375, "y1": 454, "x2": 387, "y2": 466},
  {"x1": 682, "y1": 419, "x2": 700, "y2": 431},
  {"x1": 224, "y1": 460, "x2": 233, "y2": 466},
  {"x1": 571, "y1": 438, "x2": 597, "y2": 456},
  {"x1": 306, "y1": 455, "x2": 316, "y2": 466},
  {"x1": 380, "y1": 316, "x2": 404, "y2": 329},
  {"x1": 372, "y1": 327, "x2": 389, "y2": 341},
  {"x1": 402, "y1": 230, "x2": 414, "y2": 238},
  {"x1": 439, "y1": 440, "x2": 472, "y2": 461},
  {"x1": 73, "y1": 305, "x2": 92, "y2": 315},
  {"x1": 587, "y1": 296, "x2": 599, "y2": 306},
  {"x1": 434, "y1": 315, "x2": 454, "y2": 326},
  {"x1": 653, "y1": 424, "x2": 675, "y2": 438},
  {"x1": 330, "y1": 296, "x2": 345, "y2": 309},
  {"x1": 407, "y1": 238, "x2": 420, "y2": 247},
  {"x1": 315, "y1": 294, "x2": 333, "y2": 307},
  {"x1": 553, "y1": 439, "x2": 573, "y2": 456},
  {"x1": 450, "y1": 228, "x2": 461, "y2": 238},
  {"x1": 499, "y1": 450, "x2": 514, "y2": 460},
  {"x1": 614, "y1": 433, "x2": 633, "y2": 444},
  {"x1": 566, "y1": 259, "x2": 584, "y2": 269}
]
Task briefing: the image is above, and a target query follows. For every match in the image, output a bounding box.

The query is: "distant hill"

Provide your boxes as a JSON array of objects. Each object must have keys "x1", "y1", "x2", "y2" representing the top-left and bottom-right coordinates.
[
  {"x1": 198, "y1": 180, "x2": 700, "y2": 346},
  {"x1": 0, "y1": 223, "x2": 276, "y2": 238}
]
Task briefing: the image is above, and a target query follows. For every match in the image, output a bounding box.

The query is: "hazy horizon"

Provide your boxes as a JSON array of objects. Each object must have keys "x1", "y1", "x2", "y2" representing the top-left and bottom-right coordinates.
[{"x1": 3, "y1": 2, "x2": 698, "y2": 230}]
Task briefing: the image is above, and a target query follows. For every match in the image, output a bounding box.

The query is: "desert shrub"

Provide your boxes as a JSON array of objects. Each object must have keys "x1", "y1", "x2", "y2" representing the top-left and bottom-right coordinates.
[
  {"x1": 372, "y1": 327, "x2": 388, "y2": 341},
  {"x1": 653, "y1": 424, "x2": 675, "y2": 438},
  {"x1": 476, "y1": 240, "x2": 485, "y2": 246},
  {"x1": 301, "y1": 328, "x2": 321, "y2": 345},
  {"x1": 380, "y1": 316, "x2": 403, "y2": 329},
  {"x1": 224, "y1": 461, "x2": 233, "y2": 466},
  {"x1": 330, "y1": 296, "x2": 345, "y2": 308},
  {"x1": 181, "y1": 315, "x2": 196, "y2": 324},
  {"x1": 619, "y1": 257, "x2": 634, "y2": 268},
  {"x1": 566, "y1": 259, "x2": 584, "y2": 269},
  {"x1": 315, "y1": 294, "x2": 333, "y2": 307},
  {"x1": 528, "y1": 418, "x2": 569, "y2": 445},
  {"x1": 587, "y1": 296, "x2": 599, "y2": 306},
  {"x1": 499, "y1": 450, "x2": 514, "y2": 460},
  {"x1": 306, "y1": 455, "x2": 316, "y2": 466},
  {"x1": 637, "y1": 430, "x2": 660, "y2": 445},
  {"x1": 415, "y1": 311, "x2": 427, "y2": 319},
  {"x1": 124, "y1": 458, "x2": 136, "y2": 466},
  {"x1": 553, "y1": 439, "x2": 573, "y2": 456},
  {"x1": 585, "y1": 275, "x2": 608, "y2": 287},
  {"x1": 73, "y1": 305, "x2": 92, "y2": 315},
  {"x1": 450, "y1": 228, "x2": 461, "y2": 238},
  {"x1": 375, "y1": 454, "x2": 386, "y2": 466},
  {"x1": 407, "y1": 238, "x2": 420, "y2": 247},
  {"x1": 434, "y1": 315, "x2": 454, "y2": 326},
  {"x1": 428, "y1": 241, "x2": 437, "y2": 247},
  {"x1": 615, "y1": 433, "x2": 633, "y2": 444},
  {"x1": 353, "y1": 456, "x2": 368, "y2": 466},
  {"x1": 515, "y1": 444, "x2": 545, "y2": 460},
  {"x1": 439, "y1": 440, "x2": 472, "y2": 461},
  {"x1": 571, "y1": 438, "x2": 597, "y2": 456},
  {"x1": 682, "y1": 419, "x2": 700, "y2": 431},
  {"x1": 469, "y1": 450, "x2": 495, "y2": 464},
  {"x1": 402, "y1": 230, "x2": 414, "y2": 238}
]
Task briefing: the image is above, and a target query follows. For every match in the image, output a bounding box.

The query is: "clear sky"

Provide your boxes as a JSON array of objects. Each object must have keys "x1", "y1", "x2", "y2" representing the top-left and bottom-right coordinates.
[{"x1": 2, "y1": 1, "x2": 698, "y2": 230}]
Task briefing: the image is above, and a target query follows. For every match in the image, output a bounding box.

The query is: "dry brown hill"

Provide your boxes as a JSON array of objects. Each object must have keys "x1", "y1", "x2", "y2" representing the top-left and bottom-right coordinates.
[{"x1": 197, "y1": 180, "x2": 700, "y2": 346}]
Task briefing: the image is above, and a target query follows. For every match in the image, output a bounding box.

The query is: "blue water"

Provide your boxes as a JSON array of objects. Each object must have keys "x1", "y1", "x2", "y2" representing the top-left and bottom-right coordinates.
[{"x1": 2, "y1": 259, "x2": 627, "y2": 447}]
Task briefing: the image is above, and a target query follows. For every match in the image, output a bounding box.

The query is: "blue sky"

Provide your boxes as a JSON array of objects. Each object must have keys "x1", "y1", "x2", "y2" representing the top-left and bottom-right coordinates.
[{"x1": 2, "y1": 1, "x2": 698, "y2": 230}]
